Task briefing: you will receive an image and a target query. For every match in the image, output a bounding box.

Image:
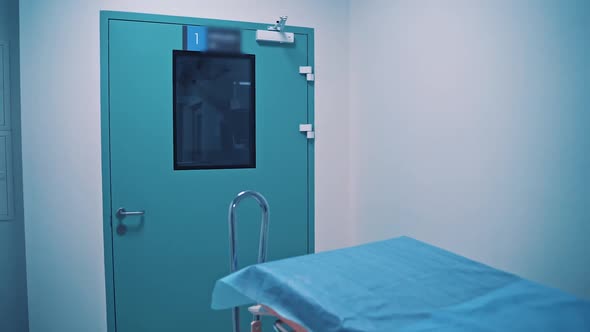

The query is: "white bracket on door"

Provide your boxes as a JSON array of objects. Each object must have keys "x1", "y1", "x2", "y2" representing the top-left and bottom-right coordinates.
[
  {"x1": 299, "y1": 123, "x2": 315, "y2": 139},
  {"x1": 299, "y1": 66, "x2": 315, "y2": 81}
]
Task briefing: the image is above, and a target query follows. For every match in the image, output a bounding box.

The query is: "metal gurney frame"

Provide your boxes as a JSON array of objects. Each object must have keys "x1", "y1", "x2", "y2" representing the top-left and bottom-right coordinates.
[{"x1": 228, "y1": 190, "x2": 294, "y2": 332}]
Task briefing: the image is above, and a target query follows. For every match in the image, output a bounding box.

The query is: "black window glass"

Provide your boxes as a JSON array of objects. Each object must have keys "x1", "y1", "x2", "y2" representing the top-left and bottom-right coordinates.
[{"x1": 173, "y1": 50, "x2": 255, "y2": 170}]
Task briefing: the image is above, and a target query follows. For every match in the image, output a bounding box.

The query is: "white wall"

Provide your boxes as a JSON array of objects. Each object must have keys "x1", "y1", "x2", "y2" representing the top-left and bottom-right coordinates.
[
  {"x1": 350, "y1": 0, "x2": 590, "y2": 299},
  {"x1": 19, "y1": 1, "x2": 351, "y2": 331}
]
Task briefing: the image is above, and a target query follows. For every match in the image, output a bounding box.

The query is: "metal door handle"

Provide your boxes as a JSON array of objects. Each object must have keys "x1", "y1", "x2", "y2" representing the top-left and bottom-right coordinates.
[{"x1": 116, "y1": 207, "x2": 145, "y2": 217}]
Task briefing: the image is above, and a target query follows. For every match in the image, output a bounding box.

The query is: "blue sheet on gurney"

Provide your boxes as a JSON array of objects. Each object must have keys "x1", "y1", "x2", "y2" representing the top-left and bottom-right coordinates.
[{"x1": 212, "y1": 236, "x2": 590, "y2": 331}]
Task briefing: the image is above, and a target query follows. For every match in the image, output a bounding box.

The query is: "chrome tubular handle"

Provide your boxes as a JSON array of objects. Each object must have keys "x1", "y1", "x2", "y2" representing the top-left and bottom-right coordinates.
[
  {"x1": 228, "y1": 191, "x2": 270, "y2": 273},
  {"x1": 227, "y1": 190, "x2": 270, "y2": 332},
  {"x1": 116, "y1": 207, "x2": 145, "y2": 217}
]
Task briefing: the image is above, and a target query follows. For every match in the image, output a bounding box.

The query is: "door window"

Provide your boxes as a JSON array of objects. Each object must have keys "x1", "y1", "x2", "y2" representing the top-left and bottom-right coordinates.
[{"x1": 173, "y1": 50, "x2": 256, "y2": 170}]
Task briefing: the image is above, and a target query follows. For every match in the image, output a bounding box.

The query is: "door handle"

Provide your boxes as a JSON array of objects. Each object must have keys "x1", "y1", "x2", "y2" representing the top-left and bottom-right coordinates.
[
  {"x1": 115, "y1": 208, "x2": 145, "y2": 236},
  {"x1": 116, "y1": 207, "x2": 145, "y2": 217}
]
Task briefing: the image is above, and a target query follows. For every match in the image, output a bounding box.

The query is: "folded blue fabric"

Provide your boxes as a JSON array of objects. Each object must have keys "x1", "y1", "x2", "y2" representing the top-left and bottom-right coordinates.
[{"x1": 212, "y1": 236, "x2": 590, "y2": 331}]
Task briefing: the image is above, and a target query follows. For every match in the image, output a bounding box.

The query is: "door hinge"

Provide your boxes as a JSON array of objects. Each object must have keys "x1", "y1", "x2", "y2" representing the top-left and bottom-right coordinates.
[
  {"x1": 299, "y1": 123, "x2": 315, "y2": 139},
  {"x1": 299, "y1": 66, "x2": 315, "y2": 81}
]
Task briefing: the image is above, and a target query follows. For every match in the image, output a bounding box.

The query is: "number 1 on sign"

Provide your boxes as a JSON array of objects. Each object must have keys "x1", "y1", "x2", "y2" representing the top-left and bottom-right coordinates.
[{"x1": 185, "y1": 26, "x2": 206, "y2": 51}]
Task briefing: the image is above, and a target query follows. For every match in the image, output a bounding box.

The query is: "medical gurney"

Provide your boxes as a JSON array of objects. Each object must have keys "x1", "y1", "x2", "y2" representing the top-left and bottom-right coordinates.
[{"x1": 215, "y1": 191, "x2": 590, "y2": 331}]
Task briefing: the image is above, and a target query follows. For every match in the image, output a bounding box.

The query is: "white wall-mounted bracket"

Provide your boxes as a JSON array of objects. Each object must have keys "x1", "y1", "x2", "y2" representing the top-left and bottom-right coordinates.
[
  {"x1": 299, "y1": 66, "x2": 315, "y2": 81},
  {"x1": 256, "y1": 16, "x2": 295, "y2": 44},
  {"x1": 299, "y1": 123, "x2": 315, "y2": 139},
  {"x1": 268, "y1": 16, "x2": 288, "y2": 32}
]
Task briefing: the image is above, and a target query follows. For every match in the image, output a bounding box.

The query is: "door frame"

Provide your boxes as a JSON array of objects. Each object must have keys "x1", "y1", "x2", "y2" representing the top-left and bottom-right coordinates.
[{"x1": 100, "y1": 11, "x2": 314, "y2": 332}]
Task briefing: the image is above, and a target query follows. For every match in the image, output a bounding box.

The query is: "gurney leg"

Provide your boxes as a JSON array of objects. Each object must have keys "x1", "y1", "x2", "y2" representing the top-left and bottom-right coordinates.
[
  {"x1": 251, "y1": 320, "x2": 262, "y2": 332},
  {"x1": 233, "y1": 307, "x2": 240, "y2": 332}
]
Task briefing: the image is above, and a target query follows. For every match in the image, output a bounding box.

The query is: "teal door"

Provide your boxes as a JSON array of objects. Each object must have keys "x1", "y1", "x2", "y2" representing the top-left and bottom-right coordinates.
[{"x1": 105, "y1": 14, "x2": 313, "y2": 331}]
